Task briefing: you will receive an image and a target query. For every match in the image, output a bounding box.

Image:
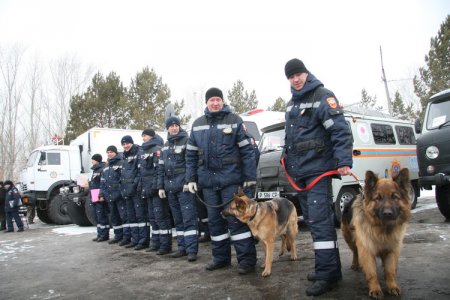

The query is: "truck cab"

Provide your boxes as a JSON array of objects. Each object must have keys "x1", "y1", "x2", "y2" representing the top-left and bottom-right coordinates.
[{"x1": 415, "y1": 89, "x2": 450, "y2": 219}]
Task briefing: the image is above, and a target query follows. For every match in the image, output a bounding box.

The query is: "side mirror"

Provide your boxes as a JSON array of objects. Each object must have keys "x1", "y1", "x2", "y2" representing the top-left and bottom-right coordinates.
[
  {"x1": 414, "y1": 119, "x2": 422, "y2": 134},
  {"x1": 40, "y1": 151, "x2": 46, "y2": 161}
]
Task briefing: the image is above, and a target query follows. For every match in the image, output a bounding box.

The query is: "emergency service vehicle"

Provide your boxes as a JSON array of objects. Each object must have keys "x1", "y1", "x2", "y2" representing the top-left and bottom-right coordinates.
[
  {"x1": 255, "y1": 107, "x2": 420, "y2": 221},
  {"x1": 240, "y1": 109, "x2": 285, "y2": 143},
  {"x1": 19, "y1": 128, "x2": 156, "y2": 225}
]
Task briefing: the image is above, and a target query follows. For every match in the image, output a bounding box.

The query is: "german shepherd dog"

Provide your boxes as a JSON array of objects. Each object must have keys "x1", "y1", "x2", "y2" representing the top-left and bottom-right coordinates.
[
  {"x1": 341, "y1": 168, "x2": 411, "y2": 299},
  {"x1": 221, "y1": 190, "x2": 298, "y2": 277}
]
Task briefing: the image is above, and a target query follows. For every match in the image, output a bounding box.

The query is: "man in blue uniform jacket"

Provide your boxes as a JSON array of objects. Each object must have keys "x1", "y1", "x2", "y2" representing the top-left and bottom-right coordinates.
[{"x1": 186, "y1": 87, "x2": 257, "y2": 274}]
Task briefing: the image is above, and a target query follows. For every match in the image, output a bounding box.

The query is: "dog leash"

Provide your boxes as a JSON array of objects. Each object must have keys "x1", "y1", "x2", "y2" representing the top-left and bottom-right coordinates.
[
  {"x1": 280, "y1": 157, "x2": 359, "y2": 192},
  {"x1": 193, "y1": 191, "x2": 235, "y2": 208}
]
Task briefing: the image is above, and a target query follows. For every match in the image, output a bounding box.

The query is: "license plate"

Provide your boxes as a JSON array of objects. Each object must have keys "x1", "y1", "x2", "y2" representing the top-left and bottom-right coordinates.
[{"x1": 257, "y1": 191, "x2": 280, "y2": 199}]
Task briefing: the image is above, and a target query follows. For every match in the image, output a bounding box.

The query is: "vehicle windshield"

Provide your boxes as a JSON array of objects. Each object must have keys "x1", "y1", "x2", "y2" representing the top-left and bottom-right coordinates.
[
  {"x1": 259, "y1": 128, "x2": 285, "y2": 153},
  {"x1": 426, "y1": 98, "x2": 450, "y2": 129},
  {"x1": 26, "y1": 151, "x2": 40, "y2": 168}
]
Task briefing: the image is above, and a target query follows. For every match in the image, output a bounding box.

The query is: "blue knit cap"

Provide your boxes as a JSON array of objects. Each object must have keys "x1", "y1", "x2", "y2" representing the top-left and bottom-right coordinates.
[
  {"x1": 165, "y1": 116, "x2": 181, "y2": 129},
  {"x1": 121, "y1": 135, "x2": 134, "y2": 144}
]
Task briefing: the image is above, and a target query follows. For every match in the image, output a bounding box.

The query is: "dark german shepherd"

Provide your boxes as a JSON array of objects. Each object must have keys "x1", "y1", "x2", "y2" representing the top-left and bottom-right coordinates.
[
  {"x1": 341, "y1": 168, "x2": 411, "y2": 299},
  {"x1": 222, "y1": 190, "x2": 298, "y2": 277}
]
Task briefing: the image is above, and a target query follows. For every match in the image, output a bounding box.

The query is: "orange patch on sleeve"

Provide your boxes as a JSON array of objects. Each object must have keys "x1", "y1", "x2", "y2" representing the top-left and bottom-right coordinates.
[{"x1": 326, "y1": 97, "x2": 337, "y2": 108}]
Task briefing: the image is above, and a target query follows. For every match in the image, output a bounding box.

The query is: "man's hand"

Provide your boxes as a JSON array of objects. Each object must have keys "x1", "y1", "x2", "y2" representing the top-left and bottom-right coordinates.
[
  {"x1": 243, "y1": 181, "x2": 257, "y2": 187},
  {"x1": 337, "y1": 166, "x2": 351, "y2": 176},
  {"x1": 188, "y1": 182, "x2": 198, "y2": 194},
  {"x1": 158, "y1": 189, "x2": 166, "y2": 199}
]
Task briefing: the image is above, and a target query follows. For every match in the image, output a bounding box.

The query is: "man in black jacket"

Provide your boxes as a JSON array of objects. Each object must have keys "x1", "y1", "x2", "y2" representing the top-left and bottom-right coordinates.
[{"x1": 0, "y1": 181, "x2": 6, "y2": 230}]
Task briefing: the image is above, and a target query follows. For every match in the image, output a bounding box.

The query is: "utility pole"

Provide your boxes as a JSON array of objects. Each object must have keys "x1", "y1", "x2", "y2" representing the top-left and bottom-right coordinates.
[{"x1": 380, "y1": 46, "x2": 393, "y2": 115}]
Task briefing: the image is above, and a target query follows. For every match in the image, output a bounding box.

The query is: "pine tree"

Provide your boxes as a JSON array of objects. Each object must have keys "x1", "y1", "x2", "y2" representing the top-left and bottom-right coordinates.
[
  {"x1": 414, "y1": 15, "x2": 450, "y2": 113},
  {"x1": 227, "y1": 80, "x2": 258, "y2": 114},
  {"x1": 128, "y1": 67, "x2": 171, "y2": 130},
  {"x1": 64, "y1": 71, "x2": 128, "y2": 142},
  {"x1": 267, "y1": 97, "x2": 286, "y2": 112}
]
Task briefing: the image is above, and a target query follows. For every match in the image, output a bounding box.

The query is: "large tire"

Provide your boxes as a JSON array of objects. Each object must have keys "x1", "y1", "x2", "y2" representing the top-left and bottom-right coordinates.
[
  {"x1": 334, "y1": 186, "x2": 359, "y2": 223},
  {"x1": 67, "y1": 200, "x2": 92, "y2": 226},
  {"x1": 36, "y1": 205, "x2": 53, "y2": 224},
  {"x1": 48, "y1": 194, "x2": 72, "y2": 225},
  {"x1": 85, "y1": 198, "x2": 97, "y2": 226},
  {"x1": 436, "y1": 185, "x2": 450, "y2": 219},
  {"x1": 409, "y1": 181, "x2": 418, "y2": 210}
]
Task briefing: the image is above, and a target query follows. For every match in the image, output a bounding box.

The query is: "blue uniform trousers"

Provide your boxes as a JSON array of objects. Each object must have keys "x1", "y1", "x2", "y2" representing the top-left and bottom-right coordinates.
[
  {"x1": 94, "y1": 201, "x2": 109, "y2": 239},
  {"x1": 151, "y1": 195, "x2": 172, "y2": 251},
  {"x1": 203, "y1": 185, "x2": 256, "y2": 268},
  {"x1": 125, "y1": 195, "x2": 149, "y2": 246},
  {"x1": 297, "y1": 176, "x2": 342, "y2": 282},
  {"x1": 107, "y1": 198, "x2": 130, "y2": 242},
  {"x1": 6, "y1": 210, "x2": 23, "y2": 231},
  {"x1": 168, "y1": 191, "x2": 198, "y2": 254}
]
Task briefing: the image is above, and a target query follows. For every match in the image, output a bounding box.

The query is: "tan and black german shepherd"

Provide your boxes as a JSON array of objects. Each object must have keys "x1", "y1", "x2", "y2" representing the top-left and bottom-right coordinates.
[
  {"x1": 341, "y1": 168, "x2": 411, "y2": 299},
  {"x1": 222, "y1": 190, "x2": 298, "y2": 277}
]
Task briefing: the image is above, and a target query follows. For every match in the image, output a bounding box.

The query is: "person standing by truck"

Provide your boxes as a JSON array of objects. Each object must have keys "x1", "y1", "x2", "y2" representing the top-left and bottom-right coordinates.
[
  {"x1": 139, "y1": 129, "x2": 172, "y2": 254},
  {"x1": 158, "y1": 116, "x2": 199, "y2": 262},
  {"x1": 120, "y1": 135, "x2": 147, "y2": 250},
  {"x1": 0, "y1": 181, "x2": 6, "y2": 230},
  {"x1": 90, "y1": 154, "x2": 109, "y2": 242},
  {"x1": 283, "y1": 58, "x2": 353, "y2": 296},
  {"x1": 100, "y1": 146, "x2": 130, "y2": 245},
  {"x1": 3, "y1": 180, "x2": 24, "y2": 232},
  {"x1": 185, "y1": 87, "x2": 257, "y2": 274}
]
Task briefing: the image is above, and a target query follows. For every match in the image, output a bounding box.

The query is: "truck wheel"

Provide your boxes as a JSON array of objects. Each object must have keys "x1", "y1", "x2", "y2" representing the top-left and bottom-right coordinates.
[
  {"x1": 409, "y1": 181, "x2": 418, "y2": 210},
  {"x1": 85, "y1": 198, "x2": 97, "y2": 226},
  {"x1": 334, "y1": 187, "x2": 359, "y2": 223},
  {"x1": 36, "y1": 206, "x2": 53, "y2": 224},
  {"x1": 436, "y1": 185, "x2": 450, "y2": 219},
  {"x1": 67, "y1": 200, "x2": 92, "y2": 226},
  {"x1": 48, "y1": 194, "x2": 72, "y2": 225}
]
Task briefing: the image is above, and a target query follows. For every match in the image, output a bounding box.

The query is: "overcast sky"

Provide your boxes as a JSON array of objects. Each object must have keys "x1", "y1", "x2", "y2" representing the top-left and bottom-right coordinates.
[{"x1": 1, "y1": 0, "x2": 448, "y2": 117}]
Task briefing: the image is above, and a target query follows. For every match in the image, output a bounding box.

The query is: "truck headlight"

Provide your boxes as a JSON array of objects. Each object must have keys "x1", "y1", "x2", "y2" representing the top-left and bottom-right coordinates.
[
  {"x1": 425, "y1": 146, "x2": 439, "y2": 159},
  {"x1": 73, "y1": 186, "x2": 80, "y2": 193},
  {"x1": 60, "y1": 187, "x2": 69, "y2": 193}
]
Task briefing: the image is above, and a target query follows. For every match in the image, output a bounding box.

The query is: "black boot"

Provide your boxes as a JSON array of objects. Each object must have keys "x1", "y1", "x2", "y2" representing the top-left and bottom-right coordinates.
[{"x1": 305, "y1": 280, "x2": 338, "y2": 296}]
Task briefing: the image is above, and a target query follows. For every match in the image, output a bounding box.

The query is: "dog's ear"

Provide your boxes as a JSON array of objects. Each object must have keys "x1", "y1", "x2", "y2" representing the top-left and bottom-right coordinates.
[
  {"x1": 364, "y1": 170, "x2": 378, "y2": 197},
  {"x1": 393, "y1": 168, "x2": 411, "y2": 196},
  {"x1": 237, "y1": 187, "x2": 245, "y2": 197},
  {"x1": 234, "y1": 196, "x2": 247, "y2": 211}
]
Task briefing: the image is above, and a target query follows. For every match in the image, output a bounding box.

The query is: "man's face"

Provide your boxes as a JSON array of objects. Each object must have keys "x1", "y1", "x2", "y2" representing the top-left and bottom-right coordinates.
[
  {"x1": 122, "y1": 142, "x2": 132, "y2": 152},
  {"x1": 206, "y1": 97, "x2": 224, "y2": 112},
  {"x1": 4, "y1": 184, "x2": 11, "y2": 189},
  {"x1": 106, "y1": 151, "x2": 116, "y2": 159},
  {"x1": 142, "y1": 134, "x2": 151, "y2": 143},
  {"x1": 168, "y1": 124, "x2": 180, "y2": 136},
  {"x1": 288, "y1": 72, "x2": 308, "y2": 91},
  {"x1": 91, "y1": 160, "x2": 98, "y2": 166}
]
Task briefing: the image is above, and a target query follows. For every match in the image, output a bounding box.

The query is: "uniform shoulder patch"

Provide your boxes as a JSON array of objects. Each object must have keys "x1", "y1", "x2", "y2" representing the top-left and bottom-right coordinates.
[{"x1": 326, "y1": 97, "x2": 337, "y2": 108}]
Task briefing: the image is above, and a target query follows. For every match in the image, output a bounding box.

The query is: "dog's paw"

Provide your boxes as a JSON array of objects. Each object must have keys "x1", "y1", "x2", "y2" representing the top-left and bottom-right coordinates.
[
  {"x1": 260, "y1": 263, "x2": 265, "y2": 269},
  {"x1": 350, "y1": 263, "x2": 359, "y2": 270},
  {"x1": 368, "y1": 288, "x2": 384, "y2": 299},
  {"x1": 290, "y1": 255, "x2": 298, "y2": 261},
  {"x1": 386, "y1": 286, "x2": 401, "y2": 296},
  {"x1": 261, "y1": 269, "x2": 271, "y2": 277}
]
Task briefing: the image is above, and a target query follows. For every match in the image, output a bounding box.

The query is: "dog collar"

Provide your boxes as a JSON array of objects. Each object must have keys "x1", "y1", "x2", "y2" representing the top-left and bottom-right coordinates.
[{"x1": 249, "y1": 204, "x2": 258, "y2": 222}]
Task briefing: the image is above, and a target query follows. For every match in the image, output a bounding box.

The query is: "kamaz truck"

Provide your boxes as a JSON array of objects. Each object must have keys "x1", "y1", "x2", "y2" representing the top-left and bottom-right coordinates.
[{"x1": 19, "y1": 128, "x2": 146, "y2": 225}]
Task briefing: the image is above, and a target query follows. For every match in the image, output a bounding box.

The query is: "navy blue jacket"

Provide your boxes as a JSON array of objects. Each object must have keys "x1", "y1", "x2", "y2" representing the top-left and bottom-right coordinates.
[
  {"x1": 120, "y1": 144, "x2": 141, "y2": 198},
  {"x1": 139, "y1": 135, "x2": 164, "y2": 198},
  {"x1": 100, "y1": 155, "x2": 123, "y2": 202},
  {"x1": 186, "y1": 105, "x2": 256, "y2": 189},
  {"x1": 4, "y1": 186, "x2": 22, "y2": 213},
  {"x1": 157, "y1": 129, "x2": 189, "y2": 193},
  {"x1": 284, "y1": 73, "x2": 353, "y2": 180},
  {"x1": 89, "y1": 162, "x2": 105, "y2": 190}
]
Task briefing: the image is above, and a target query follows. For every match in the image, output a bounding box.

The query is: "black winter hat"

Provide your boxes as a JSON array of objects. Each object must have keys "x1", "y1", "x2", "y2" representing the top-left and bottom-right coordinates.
[
  {"x1": 121, "y1": 135, "x2": 134, "y2": 145},
  {"x1": 142, "y1": 128, "x2": 155, "y2": 137},
  {"x1": 106, "y1": 145, "x2": 118, "y2": 154},
  {"x1": 205, "y1": 87, "x2": 223, "y2": 103},
  {"x1": 91, "y1": 154, "x2": 102, "y2": 163},
  {"x1": 3, "y1": 180, "x2": 13, "y2": 186},
  {"x1": 165, "y1": 116, "x2": 181, "y2": 129},
  {"x1": 284, "y1": 58, "x2": 308, "y2": 78}
]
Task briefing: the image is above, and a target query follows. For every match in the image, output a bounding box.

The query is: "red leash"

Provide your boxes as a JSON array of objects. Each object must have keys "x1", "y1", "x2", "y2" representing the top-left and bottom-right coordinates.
[{"x1": 280, "y1": 157, "x2": 359, "y2": 192}]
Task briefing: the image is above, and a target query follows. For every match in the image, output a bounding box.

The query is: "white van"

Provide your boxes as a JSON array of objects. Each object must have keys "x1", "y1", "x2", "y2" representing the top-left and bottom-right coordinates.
[{"x1": 256, "y1": 107, "x2": 420, "y2": 220}]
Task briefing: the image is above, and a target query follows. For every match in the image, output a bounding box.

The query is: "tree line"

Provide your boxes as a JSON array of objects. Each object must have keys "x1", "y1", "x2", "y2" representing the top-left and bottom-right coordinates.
[{"x1": 0, "y1": 15, "x2": 448, "y2": 180}]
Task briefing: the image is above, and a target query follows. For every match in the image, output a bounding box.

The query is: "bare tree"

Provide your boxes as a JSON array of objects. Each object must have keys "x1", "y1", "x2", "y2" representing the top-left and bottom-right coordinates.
[
  {"x1": 48, "y1": 54, "x2": 94, "y2": 139},
  {"x1": 0, "y1": 44, "x2": 25, "y2": 180}
]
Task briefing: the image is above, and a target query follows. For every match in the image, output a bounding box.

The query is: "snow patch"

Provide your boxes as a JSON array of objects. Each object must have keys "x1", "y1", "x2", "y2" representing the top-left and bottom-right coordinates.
[{"x1": 52, "y1": 225, "x2": 96, "y2": 236}]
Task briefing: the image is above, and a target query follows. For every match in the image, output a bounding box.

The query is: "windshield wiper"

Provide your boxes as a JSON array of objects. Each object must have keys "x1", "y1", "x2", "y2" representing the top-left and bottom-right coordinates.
[{"x1": 438, "y1": 120, "x2": 450, "y2": 129}]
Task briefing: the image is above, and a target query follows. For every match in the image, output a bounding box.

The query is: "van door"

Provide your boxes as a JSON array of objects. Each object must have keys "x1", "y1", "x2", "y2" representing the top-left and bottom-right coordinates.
[{"x1": 34, "y1": 150, "x2": 70, "y2": 191}]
